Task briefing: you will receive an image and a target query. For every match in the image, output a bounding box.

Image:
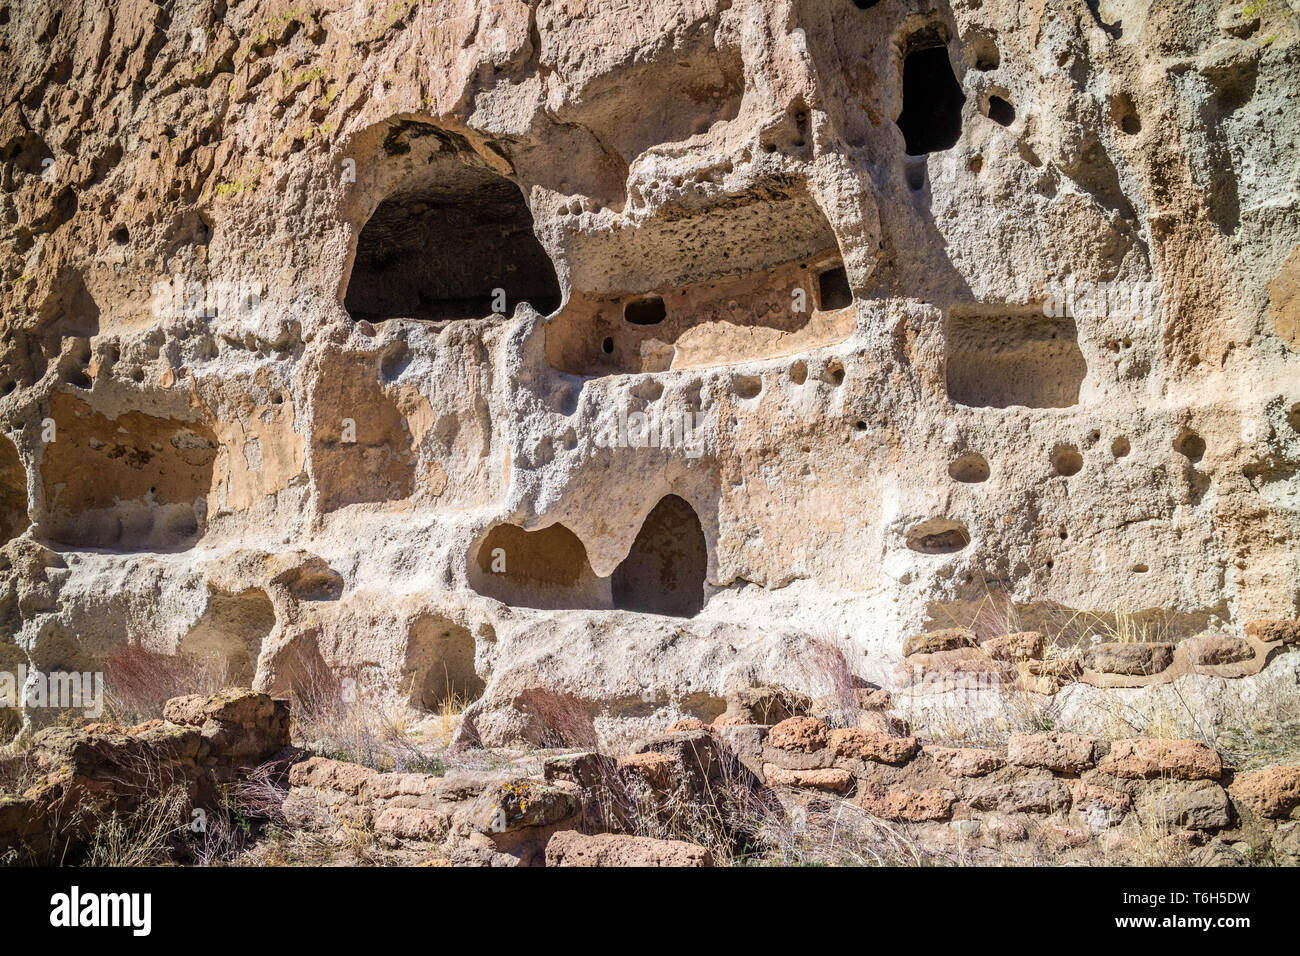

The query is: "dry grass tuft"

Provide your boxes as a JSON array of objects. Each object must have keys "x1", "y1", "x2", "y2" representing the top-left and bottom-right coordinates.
[
  {"x1": 800, "y1": 630, "x2": 868, "y2": 728},
  {"x1": 738, "y1": 796, "x2": 951, "y2": 867},
  {"x1": 515, "y1": 686, "x2": 599, "y2": 750},
  {"x1": 84, "y1": 785, "x2": 192, "y2": 867},
  {"x1": 290, "y1": 659, "x2": 444, "y2": 775},
  {"x1": 101, "y1": 644, "x2": 231, "y2": 727}
]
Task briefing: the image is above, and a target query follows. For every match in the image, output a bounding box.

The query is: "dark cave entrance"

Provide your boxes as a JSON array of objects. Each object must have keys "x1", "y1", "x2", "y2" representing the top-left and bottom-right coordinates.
[
  {"x1": 345, "y1": 162, "x2": 561, "y2": 322},
  {"x1": 897, "y1": 45, "x2": 966, "y2": 155},
  {"x1": 817, "y1": 265, "x2": 853, "y2": 310},
  {"x1": 612, "y1": 495, "x2": 707, "y2": 618}
]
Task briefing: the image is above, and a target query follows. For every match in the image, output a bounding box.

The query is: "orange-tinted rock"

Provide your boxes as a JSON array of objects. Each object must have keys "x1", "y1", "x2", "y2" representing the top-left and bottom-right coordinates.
[
  {"x1": 928, "y1": 746, "x2": 1005, "y2": 777},
  {"x1": 1098, "y1": 738, "x2": 1222, "y2": 780},
  {"x1": 1244, "y1": 619, "x2": 1300, "y2": 645},
  {"x1": 667, "y1": 718, "x2": 708, "y2": 733},
  {"x1": 983, "y1": 631, "x2": 1045, "y2": 661},
  {"x1": 766, "y1": 716, "x2": 830, "y2": 752},
  {"x1": 710, "y1": 714, "x2": 752, "y2": 729},
  {"x1": 1229, "y1": 766, "x2": 1300, "y2": 819},
  {"x1": 828, "y1": 727, "x2": 917, "y2": 765},
  {"x1": 762, "y1": 765, "x2": 853, "y2": 792},
  {"x1": 859, "y1": 783, "x2": 954, "y2": 822}
]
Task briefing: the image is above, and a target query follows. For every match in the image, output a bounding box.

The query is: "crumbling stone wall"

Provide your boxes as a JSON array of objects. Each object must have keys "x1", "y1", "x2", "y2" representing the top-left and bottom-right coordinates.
[{"x1": 0, "y1": 689, "x2": 290, "y2": 861}]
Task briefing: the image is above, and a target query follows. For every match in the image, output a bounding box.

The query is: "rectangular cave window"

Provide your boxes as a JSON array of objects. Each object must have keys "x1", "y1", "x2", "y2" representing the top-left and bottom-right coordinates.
[
  {"x1": 817, "y1": 266, "x2": 853, "y2": 310},
  {"x1": 945, "y1": 307, "x2": 1087, "y2": 409},
  {"x1": 624, "y1": 296, "x2": 667, "y2": 325}
]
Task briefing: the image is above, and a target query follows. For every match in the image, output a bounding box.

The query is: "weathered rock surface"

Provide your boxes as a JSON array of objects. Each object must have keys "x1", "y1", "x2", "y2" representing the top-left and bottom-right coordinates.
[
  {"x1": 546, "y1": 830, "x2": 714, "y2": 867},
  {"x1": 1084, "y1": 643, "x2": 1175, "y2": 676},
  {"x1": 0, "y1": 0, "x2": 1295, "y2": 751},
  {"x1": 1136, "y1": 781, "x2": 1233, "y2": 832},
  {"x1": 766, "y1": 717, "x2": 830, "y2": 754},
  {"x1": 1182, "y1": 634, "x2": 1256, "y2": 666},
  {"x1": 763, "y1": 765, "x2": 853, "y2": 793},
  {"x1": 859, "y1": 783, "x2": 954, "y2": 822},
  {"x1": 1098, "y1": 738, "x2": 1222, "y2": 781},
  {"x1": 1007, "y1": 732, "x2": 1100, "y2": 773},
  {"x1": 828, "y1": 727, "x2": 918, "y2": 766},
  {"x1": 928, "y1": 747, "x2": 1004, "y2": 778},
  {"x1": 1229, "y1": 766, "x2": 1300, "y2": 820},
  {"x1": 982, "y1": 632, "x2": 1044, "y2": 662}
]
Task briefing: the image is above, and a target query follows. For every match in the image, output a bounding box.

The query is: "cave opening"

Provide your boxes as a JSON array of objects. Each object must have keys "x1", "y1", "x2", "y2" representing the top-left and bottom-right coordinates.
[
  {"x1": 612, "y1": 495, "x2": 707, "y2": 618},
  {"x1": 817, "y1": 265, "x2": 853, "y2": 310},
  {"x1": 897, "y1": 45, "x2": 967, "y2": 155},
  {"x1": 179, "y1": 589, "x2": 277, "y2": 686},
  {"x1": 405, "y1": 616, "x2": 485, "y2": 712},
  {"x1": 470, "y1": 522, "x2": 605, "y2": 610},
  {"x1": 345, "y1": 160, "x2": 561, "y2": 322},
  {"x1": 625, "y1": 296, "x2": 667, "y2": 325}
]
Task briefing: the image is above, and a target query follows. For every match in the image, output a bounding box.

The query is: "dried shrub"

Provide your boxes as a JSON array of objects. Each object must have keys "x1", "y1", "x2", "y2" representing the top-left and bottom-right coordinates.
[
  {"x1": 290, "y1": 657, "x2": 444, "y2": 775},
  {"x1": 515, "y1": 687, "x2": 598, "y2": 749},
  {"x1": 102, "y1": 644, "x2": 230, "y2": 726}
]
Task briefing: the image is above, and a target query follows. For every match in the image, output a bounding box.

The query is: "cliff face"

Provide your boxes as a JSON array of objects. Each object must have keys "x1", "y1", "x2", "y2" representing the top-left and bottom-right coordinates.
[{"x1": 0, "y1": 0, "x2": 1297, "y2": 743}]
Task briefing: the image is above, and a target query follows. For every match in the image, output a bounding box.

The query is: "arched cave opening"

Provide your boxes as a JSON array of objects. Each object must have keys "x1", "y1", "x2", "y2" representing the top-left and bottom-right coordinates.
[
  {"x1": 897, "y1": 45, "x2": 967, "y2": 155},
  {"x1": 612, "y1": 495, "x2": 707, "y2": 618},
  {"x1": 345, "y1": 158, "x2": 561, "y2": 323},
  {"x1": 471, "y1": 522, "x2": 605, "y2": 610}
]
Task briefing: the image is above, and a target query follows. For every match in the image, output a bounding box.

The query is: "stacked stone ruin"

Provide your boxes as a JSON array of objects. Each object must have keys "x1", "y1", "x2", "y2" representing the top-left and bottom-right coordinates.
[{"x1": 0, "y1": 1, "x2": 1297, "y2": 752}]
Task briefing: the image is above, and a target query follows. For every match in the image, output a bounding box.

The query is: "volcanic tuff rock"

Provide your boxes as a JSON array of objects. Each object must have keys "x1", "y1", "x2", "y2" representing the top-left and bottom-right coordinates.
[{"x1": 0, "y1": 0, "x2": 1297, "y2": 743}]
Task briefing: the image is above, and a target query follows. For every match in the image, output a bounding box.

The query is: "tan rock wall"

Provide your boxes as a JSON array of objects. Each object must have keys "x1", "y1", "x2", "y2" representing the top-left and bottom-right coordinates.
[{"x1": 0, "y1": 0, "x2": 1296, "y2": 744}]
